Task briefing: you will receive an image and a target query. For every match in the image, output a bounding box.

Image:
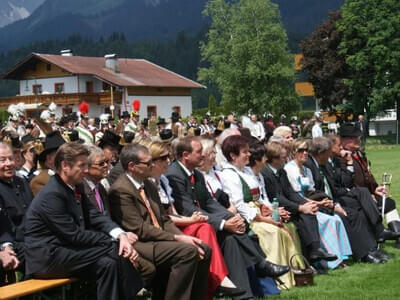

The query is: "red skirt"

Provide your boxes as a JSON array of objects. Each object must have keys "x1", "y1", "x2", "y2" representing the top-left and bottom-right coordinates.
[{"x1": 180, "y1": 222, "x2": 229, "y2": 300}]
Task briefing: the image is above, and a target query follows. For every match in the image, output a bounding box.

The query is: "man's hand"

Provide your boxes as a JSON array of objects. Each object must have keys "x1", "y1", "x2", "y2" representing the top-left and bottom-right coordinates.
[
  {"x1": 0, "y1": 247, "x2": 19, "y2": 270},
  {"x1": 224, "y1": 214, "x2": 246, "y2": 234},
  {"x1": 375, "y1": 186, "x2": 387, "y2": 197},
  {"x1": 318, "y1": 198, "x2": 334, "y2": 209},
  {"x1": 279, "y1": 207, "x2": 291, "y2": 222},
  {"x1": 174, "y1": 235, "x2": 205, "y2": 259},
  {"x1": 118, "y1": 233, "x2": 137, "y2": 262},
  {"x1": 334, "y1": 204, "x2": 348, "y2": 217},
  {"x1": 298, "y1": 202, "x2": 318, "y2": 215},
  {"x1": 340, "y1": 149, "x2": 353, "y2": 164},
  {"x1": 125, "y1": 232, "x2": 138, "y2": 245}
]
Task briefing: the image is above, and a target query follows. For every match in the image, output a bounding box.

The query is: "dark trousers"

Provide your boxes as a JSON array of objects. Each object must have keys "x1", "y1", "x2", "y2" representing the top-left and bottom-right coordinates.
[
  {"x1": 33, "y1": 243, "x2": 142, "y2": 300},
  {"x1": 137, "y1": 240, "x2": 211, "y2": 300},
  {"x1": 291, "y1": 213, "x2": 320, "y2": 256},
  {"x1": 339, "y1": 188, "x2": 382, "y2": 259},
  {"x1": 218, "y1": 232, "x2": 265, "y2": 300}
]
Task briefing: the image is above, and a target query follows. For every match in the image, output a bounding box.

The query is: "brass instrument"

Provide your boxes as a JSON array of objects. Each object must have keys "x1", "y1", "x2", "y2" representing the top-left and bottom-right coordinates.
[{"x1": 381, "y1": 173, "x2": 393, "y2": 219}]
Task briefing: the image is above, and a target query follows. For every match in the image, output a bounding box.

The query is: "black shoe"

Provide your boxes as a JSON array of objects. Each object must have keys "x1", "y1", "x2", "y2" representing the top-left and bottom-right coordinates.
[
  {"x1": 370, "y1": 249, "x2": 390, "y2": 262},
  {"x1": 377, "y1": 229, "x2": 400, "y2": 243},
  {"x1": 309, "y1": 248, "x2": 338, "y2": 262},
  {"x1": 388, "y1": 221, "x2": 400, "y2": 248},
  {"x1": 256, "y1": 261, "x2": 290, "y2": 278},
  {"x1": 361, "y1": 252, "x2": 384, "y2": 264},
  {"x1": 215, "y1": 286, "x2": 246, "y2": 297}
]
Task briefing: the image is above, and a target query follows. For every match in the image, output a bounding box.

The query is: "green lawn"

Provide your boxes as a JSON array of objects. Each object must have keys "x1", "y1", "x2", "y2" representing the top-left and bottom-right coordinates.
[{"x1": 270, "y1": 145, "x2": 400, "y2": 300}]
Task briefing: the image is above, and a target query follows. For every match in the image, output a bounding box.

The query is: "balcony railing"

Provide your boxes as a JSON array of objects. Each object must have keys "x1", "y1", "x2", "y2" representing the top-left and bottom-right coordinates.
[{"x1": 0, "y1": 91, "x2": 122, "y2": 108}]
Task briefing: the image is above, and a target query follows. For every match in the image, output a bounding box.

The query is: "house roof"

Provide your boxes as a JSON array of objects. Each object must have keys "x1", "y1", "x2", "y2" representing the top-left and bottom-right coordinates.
[{"x1": 2, "y1": 53, "x2": 205, "y2": 89}]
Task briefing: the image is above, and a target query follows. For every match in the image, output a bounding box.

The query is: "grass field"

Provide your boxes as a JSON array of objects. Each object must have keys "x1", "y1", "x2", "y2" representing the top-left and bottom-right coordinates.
[{"x1": 269, "y1": 144, "x2": 400, "y2": 300}]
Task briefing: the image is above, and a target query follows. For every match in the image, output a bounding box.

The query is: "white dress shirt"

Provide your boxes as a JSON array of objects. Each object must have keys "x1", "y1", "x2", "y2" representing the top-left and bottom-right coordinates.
[{"x1": 220, "y1": 163, "x2": 259, "y2": 223}]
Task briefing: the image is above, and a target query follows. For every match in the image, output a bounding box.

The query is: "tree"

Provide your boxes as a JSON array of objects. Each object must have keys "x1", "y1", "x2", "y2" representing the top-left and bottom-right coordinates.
[
  {"x1": 198, "y1": 0, "x2": 299, "y2": 116},
  {"x1": 300, "y1": 11, "x2": 349, "y2": 111},
  {"x1": 338, "y1": 0, "x2": 400, "y2": 119}
]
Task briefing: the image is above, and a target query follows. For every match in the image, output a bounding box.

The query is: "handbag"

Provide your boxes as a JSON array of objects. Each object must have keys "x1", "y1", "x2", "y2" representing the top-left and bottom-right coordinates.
[{"x1": 289, "y1": 254, "x2": 314, "y2": 287}]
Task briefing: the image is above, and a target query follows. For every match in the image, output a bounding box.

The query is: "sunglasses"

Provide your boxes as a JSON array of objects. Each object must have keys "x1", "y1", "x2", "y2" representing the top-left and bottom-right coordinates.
[
  {"x1": 297, "y1": 148, "x2": 308, "y2": 153},
  {"x1": 137, "y1": 159, "x2": 153, "y2": 167},
  {"x1": 154, "y1": 154, "x2": 169, "y2": 161},
  {"x1": 92, "y1": 159, "x2": 109, "y2": 166}
]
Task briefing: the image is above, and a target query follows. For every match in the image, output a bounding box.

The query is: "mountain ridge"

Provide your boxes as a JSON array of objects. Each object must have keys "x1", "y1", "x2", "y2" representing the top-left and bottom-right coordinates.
[{"x1": 0, "y1": 0, "x2": 344, "y2": 53}]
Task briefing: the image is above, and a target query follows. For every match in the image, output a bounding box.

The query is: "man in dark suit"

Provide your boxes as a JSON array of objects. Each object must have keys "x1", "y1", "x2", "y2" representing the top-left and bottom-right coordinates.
[
  {"x1": 167, "y1": 136, "x2": 290, "y2": 300},
  {"x1": 0, "y1": 192, "x2": 20, "y2": 285},
  {"x1": 0, "y1": 142, "x2": 34, "y2": 278},
  {"x1": 261, "y1": 141, "x2": 336, "y2": 262},
  {"x1": 339, "y1": 123, "x2": 400, "y2": 248},
  {"x1": 108, "y1": 143, "x2": 211, "y2": 300},
  {"x1": 355, "y1": 114, "x2": 368, "y2": 151},
  {"x1": 24, "y1": 143, "x2": 142, "y2": 300},
  {"x1": 306, "y1": 136, "x2": 393, "y2": 263}
]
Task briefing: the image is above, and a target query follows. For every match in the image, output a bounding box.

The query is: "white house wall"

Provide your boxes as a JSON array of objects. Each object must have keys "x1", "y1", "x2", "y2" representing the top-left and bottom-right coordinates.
[
  {"x1": 77, "y1": 75, "x2": 103, "y2": 93},
  {"x1": 19, "y1": 76, "x2": 78, "y2": 95},
  {"x1": 126, "y1": 95, "x2": 192, "y2": 119},
  {"x1": 52, "y1": 104, "x2": 107, "y2": 119}
]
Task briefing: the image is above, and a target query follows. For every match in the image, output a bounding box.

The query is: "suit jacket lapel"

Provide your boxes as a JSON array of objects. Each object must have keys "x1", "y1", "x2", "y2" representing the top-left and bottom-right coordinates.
[{"x1": 122, "y1": 174, "x2": 163, "y2": 226}]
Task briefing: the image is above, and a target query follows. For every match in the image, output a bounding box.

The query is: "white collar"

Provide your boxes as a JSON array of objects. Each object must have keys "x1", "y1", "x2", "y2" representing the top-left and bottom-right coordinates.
[
  {"x1": 126, "y1": 173, "x2": 142, "y2": 190},
  {"x1": 178, "y1": 161, "x2": 193, "y2": 177},
  {"x1": 267, "y1": 164, "x2": 278, "y2": 174},
  {"x1": 84, "y1": 177, "x2": 96, "y2": 190}
]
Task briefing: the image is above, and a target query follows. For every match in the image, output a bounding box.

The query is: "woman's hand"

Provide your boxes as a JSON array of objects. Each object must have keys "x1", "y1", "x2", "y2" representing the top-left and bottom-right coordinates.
[
  {"x1": 260, "y1": 204, "x2": 272, "y2": 217},
  {"x1": 190, "y1": 211, "x2": 208, "y2": 223}
]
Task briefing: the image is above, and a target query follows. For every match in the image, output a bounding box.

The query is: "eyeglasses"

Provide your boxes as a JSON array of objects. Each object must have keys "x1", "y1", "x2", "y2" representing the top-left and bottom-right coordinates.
[
  {"x1": 297, "y1": 148, "x2": 308, "y2": 153},
  {"x1": 137, "y1": 159, "x2": 153, "y2": 167},
  {"x1": 92, "y1": 159, "x2": 109, "y2": 166},
  {"x1": 154, "y1": 154, "x2": 169, "y2": 161}
]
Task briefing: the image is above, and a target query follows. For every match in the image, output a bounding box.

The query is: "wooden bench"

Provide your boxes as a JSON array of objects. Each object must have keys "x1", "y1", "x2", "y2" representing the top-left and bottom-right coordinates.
[{"x1": 0, "y1": 278, "x2": 75, "y2": 300}]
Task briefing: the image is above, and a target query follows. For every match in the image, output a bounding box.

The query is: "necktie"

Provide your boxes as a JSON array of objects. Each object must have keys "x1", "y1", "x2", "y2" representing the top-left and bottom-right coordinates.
[
  {"x1": 93, "y1": 186, "x2": 104, "y2": 213},
  {"x1": 319, "y1": 170, "x2": 333, "y2": 199},
  {"x1": 139, "y1": 187, "x2": 160, "y2": 228},
  {"x1": 190, "y1": 174, "x2": 195, "y2": 185}
]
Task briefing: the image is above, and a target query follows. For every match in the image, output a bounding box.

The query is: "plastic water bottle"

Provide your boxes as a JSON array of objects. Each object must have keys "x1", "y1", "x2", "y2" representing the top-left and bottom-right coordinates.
[{"x1": 272, "y1": 197, "x2": 280, "y2": 222}]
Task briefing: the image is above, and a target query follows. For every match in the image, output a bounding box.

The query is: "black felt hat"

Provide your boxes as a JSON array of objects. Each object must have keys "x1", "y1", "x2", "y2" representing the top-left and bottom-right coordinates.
[
  {"x1": 339, "y1": 123, "x2": 362, "y2": 137},
  {"x1": 98, "y1": 130, "x2": 121, "y2": 149},
  {"x1": 38, "y1": 131, "x2": 66, "y2": 161},
  {"x1": 68, "y1": 130, "x2": 85, "y2": 144},
  {"x1": 157, "y1": 118, "x2": 167, "y2": 125},
  {"x1": 121, "y1": 111, "x2": 130, "y2": 119},
  {"x1": 159, "y1": 129, "x2": 174, "y2": 143}
]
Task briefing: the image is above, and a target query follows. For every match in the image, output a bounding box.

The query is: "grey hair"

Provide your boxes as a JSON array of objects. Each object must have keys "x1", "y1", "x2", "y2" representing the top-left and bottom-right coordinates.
[
  {"x1": 87, "y1": 145, "x2": 104, "y2": 166},
  {"x1": 120, "y1": 143, "x2": 149, "y2": 171},
  {"x1": 309, "y1": 136, "x2": 333, "y2": 156},
  {"x1": 218, "y1": 128, "x2": 240, "y2": 146},
  {"x1": 268, "y1": 135, "x2": 285, "y2": 143},
  {"x1": 273, "y1": 126, "x2": 292, "y2": 138},
  {"x1": 200, "y1": 137, "x2": 215, "y2": 154}
]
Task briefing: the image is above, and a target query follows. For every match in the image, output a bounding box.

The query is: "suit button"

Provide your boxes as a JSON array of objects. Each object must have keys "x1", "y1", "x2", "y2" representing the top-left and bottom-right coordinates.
[{"x1": 79, "y1": 216, "x2": 83, "y2": 221}]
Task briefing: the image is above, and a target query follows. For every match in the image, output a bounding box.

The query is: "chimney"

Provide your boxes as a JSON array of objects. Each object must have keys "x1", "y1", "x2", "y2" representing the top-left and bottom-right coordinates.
[
  {"x1": 105, "y1": 54, "x2": 119, "y2": 72},
  {"x1": 60, "y1": 49, "x2": 73, "y2": 56}
]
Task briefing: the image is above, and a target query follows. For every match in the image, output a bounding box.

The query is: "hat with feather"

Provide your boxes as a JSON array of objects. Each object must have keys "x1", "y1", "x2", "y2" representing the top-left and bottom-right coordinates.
[{"x1": 78, "y1": 101, "x2": 90, "y2": 120}]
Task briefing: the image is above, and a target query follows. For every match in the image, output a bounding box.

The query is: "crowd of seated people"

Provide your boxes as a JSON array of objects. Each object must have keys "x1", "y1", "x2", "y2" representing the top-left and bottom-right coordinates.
[{"x1": 1, "y1": 115, "x2": 400, "y2": 300}]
